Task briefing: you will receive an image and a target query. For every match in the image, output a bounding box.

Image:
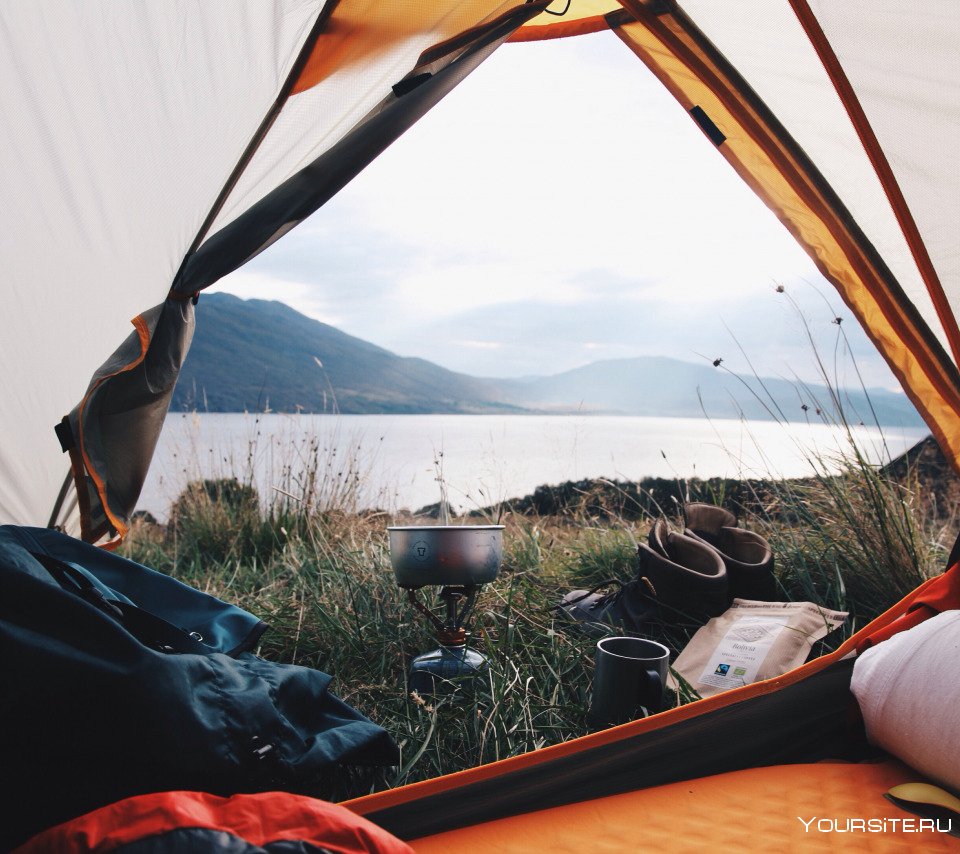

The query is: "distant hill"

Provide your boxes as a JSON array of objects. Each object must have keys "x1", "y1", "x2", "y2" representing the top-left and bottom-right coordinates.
[
  {"x1": 173, "y1": 293, "x2": 924, "y2": 427},
  {"x1": 496, "y1": 357, "x2": 925, "y2": 427},
  {"x1": 173, "y1": 293, "x2": 526, "y2": 414}
]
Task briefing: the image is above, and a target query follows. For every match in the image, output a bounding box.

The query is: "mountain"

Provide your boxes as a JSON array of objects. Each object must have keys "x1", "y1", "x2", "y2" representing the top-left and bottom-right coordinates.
[
  {"x1": 496, "y1": 357, "x2": 925, "y2": 427},
  {"x1": 173, "y1": 294, "x2": 924, "y2": 427},
  {"x1": 174, "y1": 294, "x2": 527, "y2": 414}
]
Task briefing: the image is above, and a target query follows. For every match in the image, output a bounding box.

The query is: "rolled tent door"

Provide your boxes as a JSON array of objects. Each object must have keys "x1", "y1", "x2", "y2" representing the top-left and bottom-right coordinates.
[{"x1": 60, "y1": 298, "x2": 195, "y2": 543}]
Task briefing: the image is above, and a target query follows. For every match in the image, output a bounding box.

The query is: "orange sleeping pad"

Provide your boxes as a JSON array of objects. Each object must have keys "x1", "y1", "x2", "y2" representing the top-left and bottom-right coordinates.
[{"x1": 410, "y1": 760, "x2": 958, "y2": 852}]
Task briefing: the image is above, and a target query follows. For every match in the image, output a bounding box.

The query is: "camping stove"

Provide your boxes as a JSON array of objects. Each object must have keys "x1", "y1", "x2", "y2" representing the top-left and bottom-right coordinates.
[{"x1": 387, "y1": 525, "x2": 503, "y2": 694}]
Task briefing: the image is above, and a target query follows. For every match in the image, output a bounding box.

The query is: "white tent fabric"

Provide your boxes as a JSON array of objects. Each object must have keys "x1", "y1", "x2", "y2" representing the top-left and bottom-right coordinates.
[
  {"x1": 803, "y1": 0, "x2": 960, "y2": 356},
  {"x1": 0, "y1": 0, "x2": 533, "y2": 534},
  {"x1": 679, "y1": 0, "x2": 955, "y2": 362},
  {"x1": 207, "y1": 0, "x2": 521, "y2": 237},
  {"x1": 0, "y1": 1, "x2": 325, "y2": 528}
]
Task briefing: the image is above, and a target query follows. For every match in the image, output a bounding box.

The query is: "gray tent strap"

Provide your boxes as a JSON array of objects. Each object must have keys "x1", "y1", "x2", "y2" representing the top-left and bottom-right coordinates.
[{"x1": 173, "y1": 0, "x2": 550, "y2": 297}]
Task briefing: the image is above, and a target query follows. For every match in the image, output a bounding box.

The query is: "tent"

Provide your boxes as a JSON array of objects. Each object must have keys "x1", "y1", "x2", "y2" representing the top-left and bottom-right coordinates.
[
  {"x1": 2, "y1": 0, "x2": 959, "y2": 849},
  {"x1": 4, "y1": 0, "x2": 960, "y2": 544}
]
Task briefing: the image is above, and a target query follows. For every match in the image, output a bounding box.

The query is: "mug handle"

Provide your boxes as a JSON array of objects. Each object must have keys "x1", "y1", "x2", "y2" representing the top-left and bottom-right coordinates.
[{"x1": 642, "y1": 668, "x2": 664, "y2": 714}]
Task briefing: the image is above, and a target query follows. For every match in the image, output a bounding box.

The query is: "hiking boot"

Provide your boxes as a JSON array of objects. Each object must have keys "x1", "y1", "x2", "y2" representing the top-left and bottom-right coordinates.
[
  {"x1": 683, "y1": 502, "x2": 776, "y2": 601},
  {"x1": 557, "y1": 519, "x2": 726, "y2": 635},
  {"x1": 639, "y1": 518, "x2": 728, "y2": 622},
  {"x1": 558, "y1": 578, "x2": 659, "y2": 638}
]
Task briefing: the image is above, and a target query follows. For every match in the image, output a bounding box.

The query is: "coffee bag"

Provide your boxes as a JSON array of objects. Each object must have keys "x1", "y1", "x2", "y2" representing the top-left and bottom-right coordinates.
[{"x1": 671, "y1": 599, "x2": 848, "y2": 698}]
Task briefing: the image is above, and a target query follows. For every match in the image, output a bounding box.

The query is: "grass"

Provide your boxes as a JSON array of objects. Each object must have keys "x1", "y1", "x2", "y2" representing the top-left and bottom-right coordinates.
[
  {"x1": 699, "y1": 284, "x2": 950, "y2": 634},
  {"x1": 126, "y1": 505, "x2": 639, "y2": 799}
]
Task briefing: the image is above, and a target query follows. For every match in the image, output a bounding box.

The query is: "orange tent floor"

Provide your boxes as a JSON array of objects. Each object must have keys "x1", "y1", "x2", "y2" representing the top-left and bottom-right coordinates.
[{"x1": 410, "y1": 759, "x2": 958, "y2": 852}]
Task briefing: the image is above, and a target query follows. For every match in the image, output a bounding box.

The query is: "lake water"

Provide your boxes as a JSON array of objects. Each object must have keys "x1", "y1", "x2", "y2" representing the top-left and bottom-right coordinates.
[{"x1": 137, "y1": 413, "x2": 929, "y2": 521}]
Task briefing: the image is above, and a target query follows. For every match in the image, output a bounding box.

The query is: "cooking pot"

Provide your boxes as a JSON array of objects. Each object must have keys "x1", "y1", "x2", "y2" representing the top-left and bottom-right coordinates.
[{"x1": 387, "y1": 525, "x2": 504, "y2": 588}]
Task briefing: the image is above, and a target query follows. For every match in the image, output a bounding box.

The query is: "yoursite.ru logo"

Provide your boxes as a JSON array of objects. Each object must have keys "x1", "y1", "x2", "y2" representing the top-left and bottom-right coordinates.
[{"x1": 797, "y1": 816, "x2": 953, "y2": 834}]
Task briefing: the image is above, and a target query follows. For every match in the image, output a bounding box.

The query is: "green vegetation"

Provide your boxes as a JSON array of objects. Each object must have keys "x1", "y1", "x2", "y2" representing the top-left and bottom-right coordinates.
[{"x1": 122, "y1": 427, "x2": 954, "y2": 802}]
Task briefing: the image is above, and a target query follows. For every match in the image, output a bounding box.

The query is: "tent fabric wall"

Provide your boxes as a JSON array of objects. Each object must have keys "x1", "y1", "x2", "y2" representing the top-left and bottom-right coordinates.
[{"x1": 1, "y1": 0, "x2": 545, "y2": 539}]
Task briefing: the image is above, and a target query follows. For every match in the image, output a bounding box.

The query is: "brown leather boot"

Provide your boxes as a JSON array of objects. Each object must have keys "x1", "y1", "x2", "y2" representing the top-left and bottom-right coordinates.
[
  {"x1": 683, "y1": 502, "x2": 776, "y2": 601},
  {"x1": 640, "y1": 518, "x2": 728, "y2": 622}
]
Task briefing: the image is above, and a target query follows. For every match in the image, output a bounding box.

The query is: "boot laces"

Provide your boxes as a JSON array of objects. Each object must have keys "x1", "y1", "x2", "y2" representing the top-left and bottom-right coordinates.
[{"x1": 560, "y1": 579, "x2": 625, "y2": 611}]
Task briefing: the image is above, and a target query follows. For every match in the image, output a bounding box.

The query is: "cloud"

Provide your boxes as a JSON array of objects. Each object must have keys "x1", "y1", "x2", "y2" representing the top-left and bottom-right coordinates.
[
  {"x1": 213, "y1": 31, "x2": 901, "y2": 394},
  {"x1": 324, "y1": 32, "x2": 816, "y2": 303},
  {"x1": 381, "y1": 274, "x2": 900, "y2": 390}
]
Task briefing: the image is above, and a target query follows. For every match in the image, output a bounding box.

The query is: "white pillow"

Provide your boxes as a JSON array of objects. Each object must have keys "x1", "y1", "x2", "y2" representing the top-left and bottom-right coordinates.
[{"x1": 850, "y1": 609, "x2": 960, "y2": 791}]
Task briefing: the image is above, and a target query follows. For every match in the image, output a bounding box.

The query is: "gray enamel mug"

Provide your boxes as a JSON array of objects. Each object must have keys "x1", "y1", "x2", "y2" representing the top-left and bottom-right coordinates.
[{"x1": 589, "y1": 636, "x2": 669, "y2": 727}]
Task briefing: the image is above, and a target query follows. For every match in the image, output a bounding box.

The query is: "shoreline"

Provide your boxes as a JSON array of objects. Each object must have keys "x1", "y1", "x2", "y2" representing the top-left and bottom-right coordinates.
[
  {"x1": 139, "y1": 414, "x2": 930, "y2": 524},
  {"x1": 136, "y1": 434, "x2": 956, "y2": 529}
]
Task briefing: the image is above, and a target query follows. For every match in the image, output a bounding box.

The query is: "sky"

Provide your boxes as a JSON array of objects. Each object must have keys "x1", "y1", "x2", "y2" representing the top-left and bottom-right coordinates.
[{"x1": 211, "y1": 29, "x2": 902, "y2": 393}]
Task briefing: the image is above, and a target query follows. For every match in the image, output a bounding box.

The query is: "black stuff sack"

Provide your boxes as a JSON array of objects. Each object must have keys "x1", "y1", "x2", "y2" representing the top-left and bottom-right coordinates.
[{"x1": 0, "y1": 525, "x2": 399, "y2": 851}]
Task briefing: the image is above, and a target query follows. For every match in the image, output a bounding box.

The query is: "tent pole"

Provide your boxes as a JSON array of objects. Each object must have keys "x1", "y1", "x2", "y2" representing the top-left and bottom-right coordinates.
[{"x1": 786, "y1": 0, "x2": 960, "y2": 369}]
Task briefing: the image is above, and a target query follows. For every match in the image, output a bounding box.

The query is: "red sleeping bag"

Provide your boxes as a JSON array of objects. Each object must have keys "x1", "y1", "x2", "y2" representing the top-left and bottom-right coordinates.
[{"x1": 14, "y1": 791, "x2": 412, "y2": 854}]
